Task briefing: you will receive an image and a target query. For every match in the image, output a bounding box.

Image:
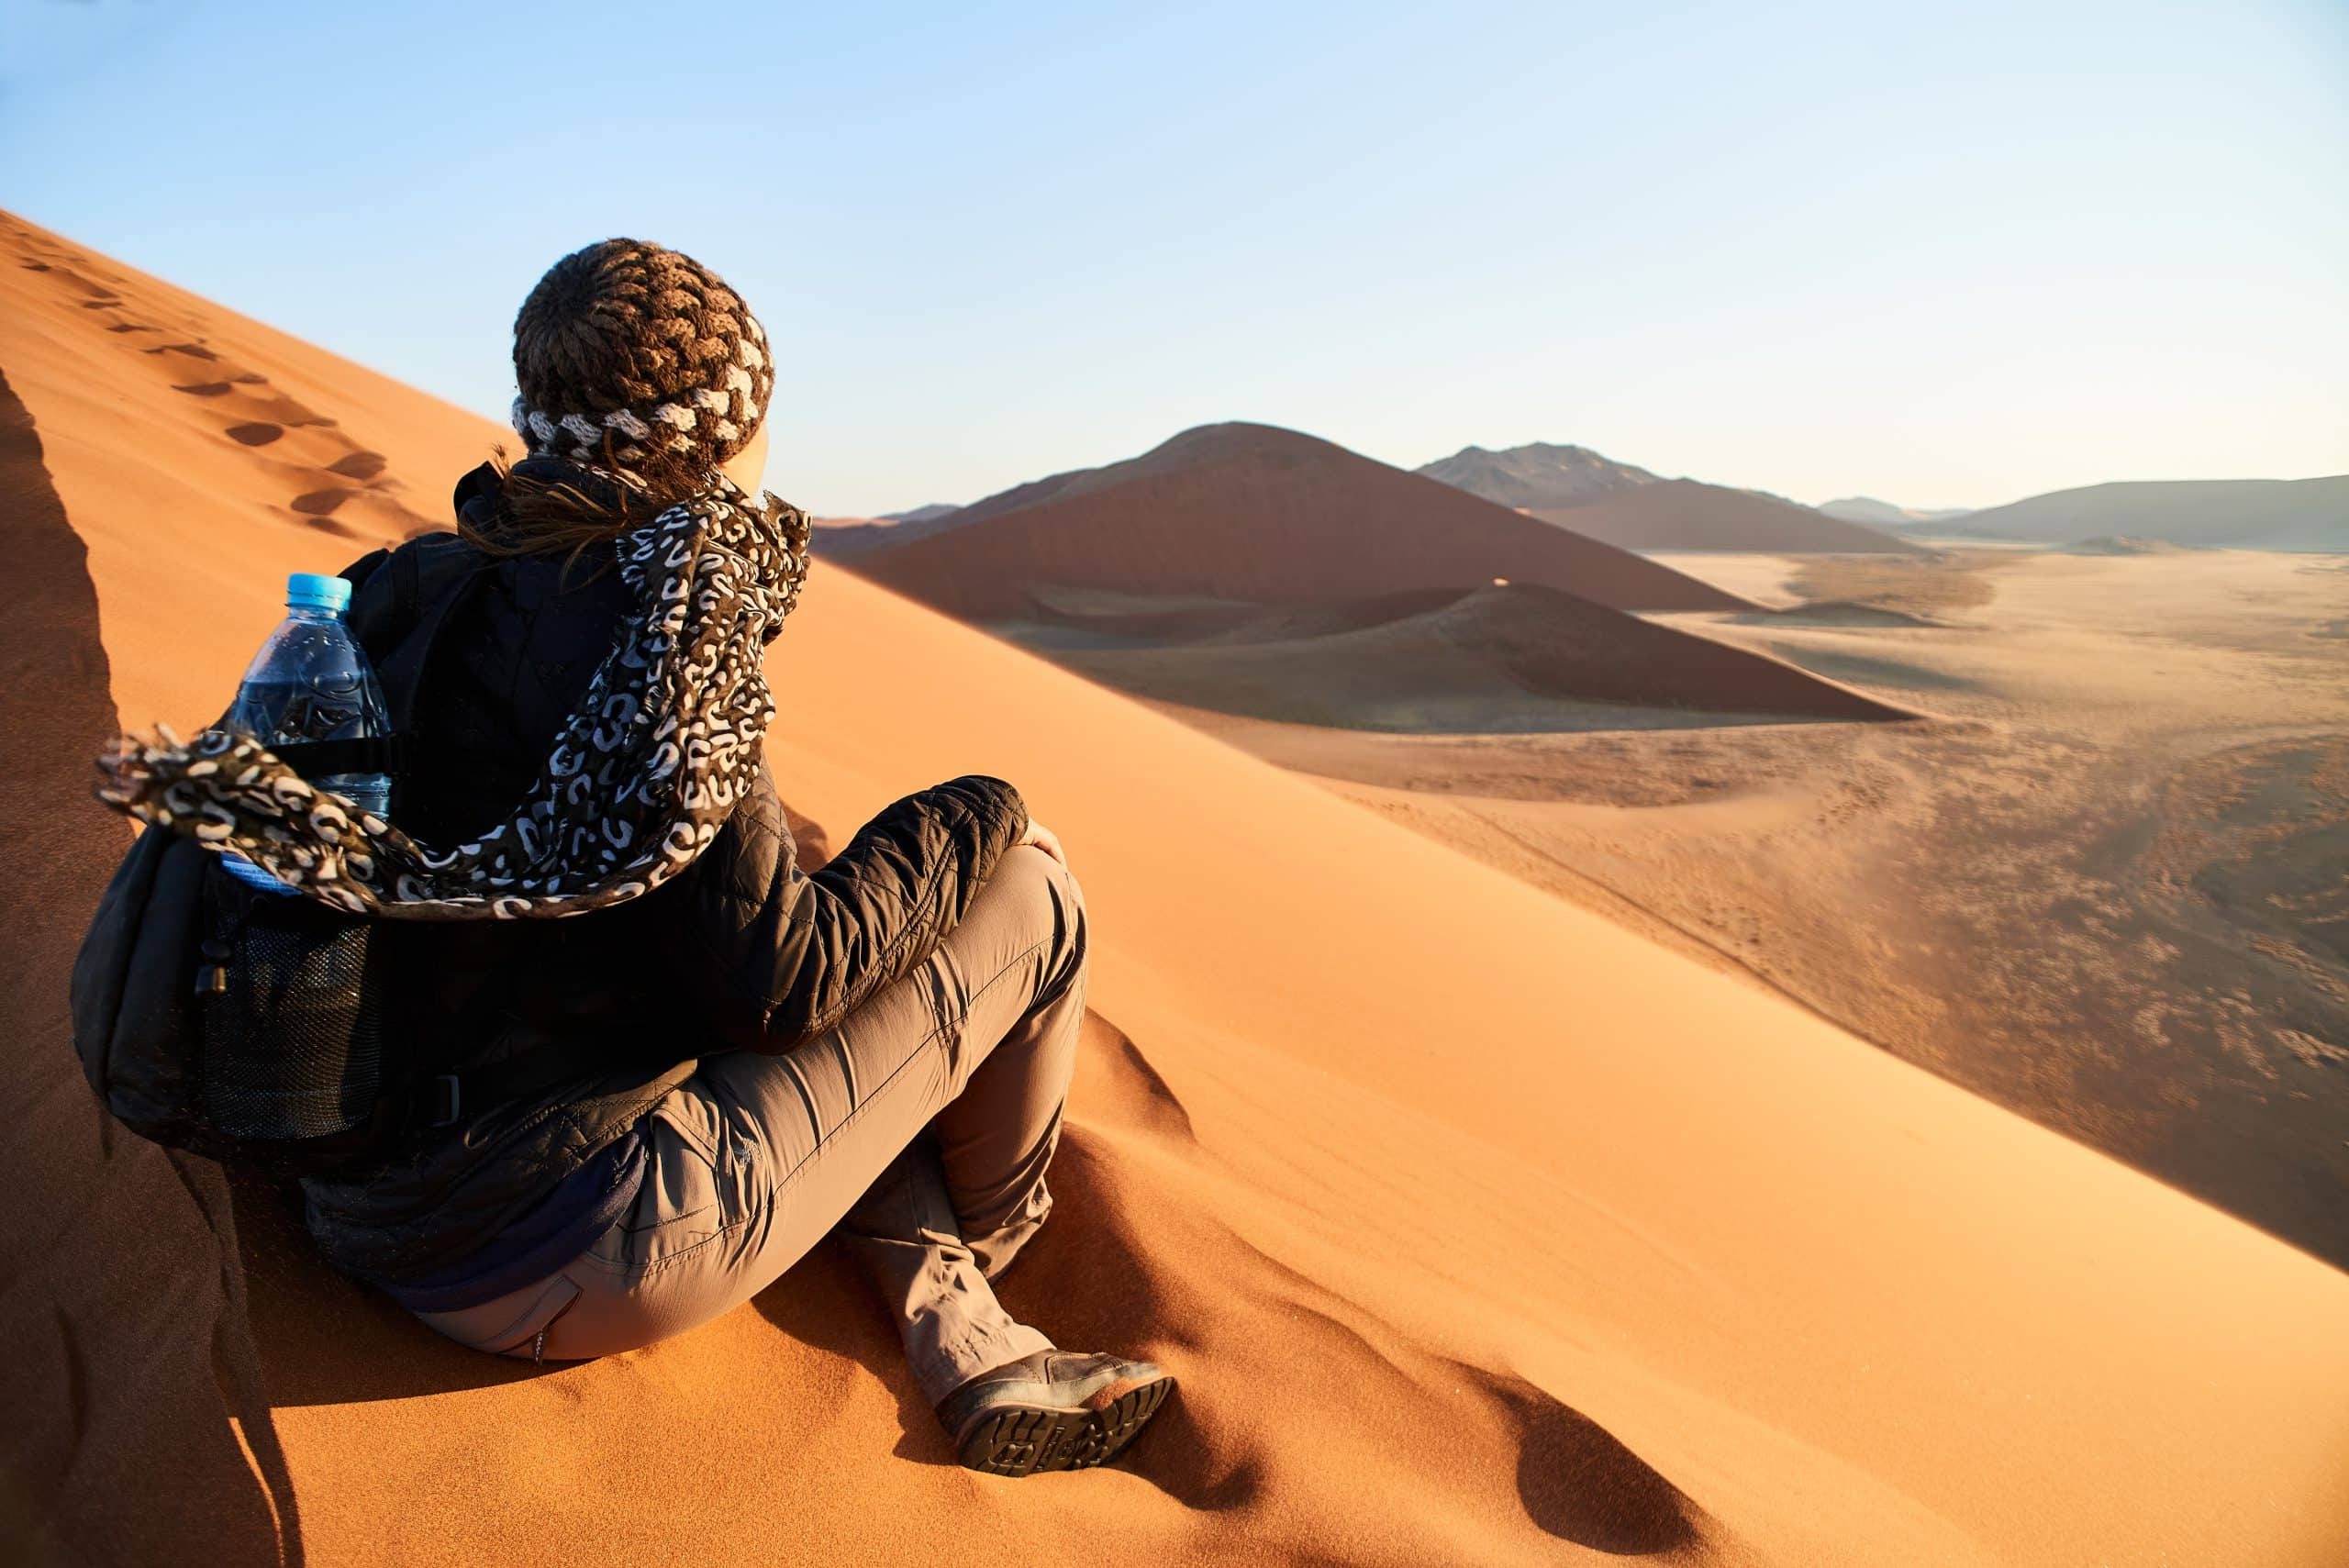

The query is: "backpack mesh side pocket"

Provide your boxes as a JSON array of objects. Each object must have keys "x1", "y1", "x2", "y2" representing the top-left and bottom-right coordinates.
[{"x1": 199, "y1": 878, "x2": 386, "y2": 1146}]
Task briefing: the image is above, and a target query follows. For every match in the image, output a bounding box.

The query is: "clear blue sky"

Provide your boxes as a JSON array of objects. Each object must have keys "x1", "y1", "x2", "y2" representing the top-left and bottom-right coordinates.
[{"x1": 5, "y1": 0, "x2": 2343, "y2": 516}]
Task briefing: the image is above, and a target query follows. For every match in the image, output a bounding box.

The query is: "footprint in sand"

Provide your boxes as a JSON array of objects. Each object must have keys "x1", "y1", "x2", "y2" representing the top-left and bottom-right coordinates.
[
  {"x1": 167, "y1": 370, "x2": 339, "y2": 430},
  {"x1": 288, "y1": 481, "x2": 434, "y2": 541},
  {"x1": 290, "y1": 489, "x2": 352, "y2": 517},
  {"x1": 21, "y1": 244, "x2": 441, "y2": 549},
  {"x1": 269, "y1": 433, "x2": 429, "y2": 539},
  {"x1": 1467, "y1": 1368, "x2": 1703, "y2": 1555},
  {"x1": 22, "y1": 257, "x2": 127, "y2": 305}
]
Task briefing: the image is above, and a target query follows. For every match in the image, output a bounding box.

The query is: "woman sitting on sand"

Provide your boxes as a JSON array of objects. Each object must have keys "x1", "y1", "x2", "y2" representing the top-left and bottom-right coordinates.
[{"x1": 274, "y1": 241, "x2": 1170, "y2": 1473}]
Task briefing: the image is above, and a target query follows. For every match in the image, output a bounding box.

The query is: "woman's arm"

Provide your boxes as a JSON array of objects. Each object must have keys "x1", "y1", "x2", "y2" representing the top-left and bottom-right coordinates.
[{"x1": 655, "y1": 765, "x2": 1030, "y2": 1053}]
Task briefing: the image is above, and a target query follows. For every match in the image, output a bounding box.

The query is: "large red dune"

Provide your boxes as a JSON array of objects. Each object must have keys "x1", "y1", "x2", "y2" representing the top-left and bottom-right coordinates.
[
  {"x1": 6, "y1": 210, "x2": 2348, "y2": 1568},
  {"x1": 841, "y1": 422, "x2": 1753, "y2": 617}
]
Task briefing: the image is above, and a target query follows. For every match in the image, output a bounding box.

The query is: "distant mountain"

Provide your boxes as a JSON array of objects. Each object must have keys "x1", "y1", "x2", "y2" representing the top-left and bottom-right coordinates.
[
  {"x1": 816, "y1": 502, "x2": 974, "y2": 564},
  {"x1": 1527, "y1": 481, "x2": 1926, "y2": 555},
  {"x1": 1415, "y1": 442, "x2": 1658, "y2": 509},
  {"x1": 1931, "y1": 476, "x2": 2349, "y2": 551},
  {"x1": 1820, "y1": 496, "x2": 1975, "y2": 528},
  {"x1": 811, "y1": 519, "x2": 897, "y2": 561},
  {"x1": 840, "y1": 422, "x2": 1751, "y2": 617},
  {"x1": 1421, "y1": 441, "x2": 1917, "y2": 553}
]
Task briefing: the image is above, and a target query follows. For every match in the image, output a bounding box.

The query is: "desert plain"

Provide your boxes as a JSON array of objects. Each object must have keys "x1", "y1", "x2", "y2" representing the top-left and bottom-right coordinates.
[{"x1": 1101, "y1": 542, "x2": 2349, "y2": 1270}]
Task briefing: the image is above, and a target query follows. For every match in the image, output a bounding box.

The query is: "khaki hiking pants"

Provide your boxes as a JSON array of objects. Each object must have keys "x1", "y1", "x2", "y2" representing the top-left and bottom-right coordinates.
[{"x1": 412, "y1": 844, "x2": 1085, "y2": 1405}]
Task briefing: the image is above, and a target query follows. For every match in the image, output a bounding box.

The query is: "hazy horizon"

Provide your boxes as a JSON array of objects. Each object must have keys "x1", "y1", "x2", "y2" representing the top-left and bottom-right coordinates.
[{"x1": 6, "y1": 0, "x2": 2343, "y2": 517}]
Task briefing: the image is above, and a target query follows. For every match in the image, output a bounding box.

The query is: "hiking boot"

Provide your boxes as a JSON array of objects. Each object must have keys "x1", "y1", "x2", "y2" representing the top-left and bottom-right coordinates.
[{"x1": 935, "y1": 1349, "x2": 1174, "y2": 1476}]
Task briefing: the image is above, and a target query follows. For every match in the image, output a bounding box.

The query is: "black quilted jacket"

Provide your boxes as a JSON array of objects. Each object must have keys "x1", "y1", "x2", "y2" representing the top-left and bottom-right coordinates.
[{"x1": 299, "y1": 462, "x2": 1028, "y2": 1283}]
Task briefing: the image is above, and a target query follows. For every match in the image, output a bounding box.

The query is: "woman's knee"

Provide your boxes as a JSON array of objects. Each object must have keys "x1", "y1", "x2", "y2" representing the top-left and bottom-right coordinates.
[
  {"x1": 999, "y1": 843, "x2": 1085, "y2": 925},
  {"x1": 994, "y1": 844, "x2": 1086, "y2": 991}
]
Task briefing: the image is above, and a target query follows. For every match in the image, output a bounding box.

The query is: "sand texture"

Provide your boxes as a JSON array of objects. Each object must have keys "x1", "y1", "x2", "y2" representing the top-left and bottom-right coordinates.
[{"x1": 6, "y1": 210, "x2": 2349, "y2": 1568}]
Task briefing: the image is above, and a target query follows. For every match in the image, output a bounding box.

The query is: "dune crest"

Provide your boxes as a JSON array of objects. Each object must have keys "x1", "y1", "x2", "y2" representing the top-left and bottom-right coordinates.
[
  {"x1": 1020, "y1": 581, "x2": 1910, "y2": 732},
  {"x1": 6, "y1": 210, "x2": 2349, "y2": 1568},
  {"x1": 840, "y1": 421, "x2": 1753, "y2": 617}
]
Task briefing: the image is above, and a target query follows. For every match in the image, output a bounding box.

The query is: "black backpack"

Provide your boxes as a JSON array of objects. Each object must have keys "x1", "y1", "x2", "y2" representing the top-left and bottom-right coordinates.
[
  {"x1": 72, "y1": 828, "x2": 409, "y2": 1174},
  {"x1": 71, "y1": 538, "x2": 495, "y2": 1176}
]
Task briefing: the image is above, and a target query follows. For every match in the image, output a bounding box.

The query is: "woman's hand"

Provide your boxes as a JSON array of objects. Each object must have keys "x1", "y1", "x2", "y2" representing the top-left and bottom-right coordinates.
[{"x1": 1019, "y1": 818, "x2": 1067, "y2": 867}]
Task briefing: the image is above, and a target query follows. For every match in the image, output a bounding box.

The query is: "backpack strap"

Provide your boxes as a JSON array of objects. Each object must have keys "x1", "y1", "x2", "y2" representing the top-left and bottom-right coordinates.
[
  {"x1": 302, "y1": 536, "x2": 490, "y2": 802},
  {"x1": 419, "y1": 1041, "x2": 638, "y2": 1128},
  {"x1": 395, "y1": 542, "x2": 484, "y2": 710}
]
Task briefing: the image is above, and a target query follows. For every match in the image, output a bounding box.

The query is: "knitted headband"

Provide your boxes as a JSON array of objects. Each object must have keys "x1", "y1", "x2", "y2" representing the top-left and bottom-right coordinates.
[{"x1": 510, "y1": 239, "x2": 774, "y2": 476}]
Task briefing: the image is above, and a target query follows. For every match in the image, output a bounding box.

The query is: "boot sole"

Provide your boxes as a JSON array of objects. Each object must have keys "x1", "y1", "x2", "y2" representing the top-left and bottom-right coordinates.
[{"x1": 956, "y1": 1372, "x2": 1175, "y2": 1476}]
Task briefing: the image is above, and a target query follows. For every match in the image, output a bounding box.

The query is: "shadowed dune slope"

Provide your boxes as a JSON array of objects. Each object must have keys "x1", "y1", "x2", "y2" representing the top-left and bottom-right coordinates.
[
  {"x1": 0, "y1": 336, "x2": 292, "y2": 1568},
  {"x1": 1030, "y1": 583, "x2": 1910, "y2": 730},
  {"x1": 1525, "y1": 481, "x2": 1926, "y2": 555},
  {"x1": 6, "y1": 210, "x2": 2349, "y2": 1568},
  {"x1": 843, "y1": 421, "x2": 1753, "y2": 617}
]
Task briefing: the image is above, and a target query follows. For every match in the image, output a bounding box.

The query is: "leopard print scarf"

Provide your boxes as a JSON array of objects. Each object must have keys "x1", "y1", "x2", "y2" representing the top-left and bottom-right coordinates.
[{"x1": 94, "y1": 469, "x2": 811, "y2": 919}]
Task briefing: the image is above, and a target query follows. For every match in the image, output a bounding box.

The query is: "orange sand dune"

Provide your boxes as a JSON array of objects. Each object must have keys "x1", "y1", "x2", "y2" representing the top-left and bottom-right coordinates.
[
  {"x1": 5, "y1": 211, "x2": 2349, "y2": 1568},
  {"x1": 844, "y1": 422, "x2": 1753, "y2": 617},
  {"x1": 1020, "y1": 582, "x2": 1910, "y2": 729}
]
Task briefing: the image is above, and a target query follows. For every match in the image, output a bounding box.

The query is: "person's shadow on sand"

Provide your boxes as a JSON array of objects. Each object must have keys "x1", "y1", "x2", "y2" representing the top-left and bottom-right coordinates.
[
  {"x1": 230, "y1": 1079, "x2": 1238, "y2": 1511},
  {"x1": 229, "y1": 1171, "x2": 570, "y2": 1406}
]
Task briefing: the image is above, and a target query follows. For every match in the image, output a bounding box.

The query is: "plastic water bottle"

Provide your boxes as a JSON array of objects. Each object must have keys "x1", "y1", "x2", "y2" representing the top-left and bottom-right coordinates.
[{"x1": 217, "y1": 572, "x2": 394, "y2": 896}]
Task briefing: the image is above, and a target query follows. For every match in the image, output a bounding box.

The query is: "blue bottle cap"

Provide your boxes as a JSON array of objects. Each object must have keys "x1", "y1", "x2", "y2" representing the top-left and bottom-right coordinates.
[{"x1": 286, "y1": 572, "x2": 352, "y2": 613}]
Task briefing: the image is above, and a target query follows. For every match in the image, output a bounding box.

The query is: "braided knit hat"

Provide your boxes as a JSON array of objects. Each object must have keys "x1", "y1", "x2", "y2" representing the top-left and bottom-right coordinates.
[{"x1": 510, "y1": 239, "x2": 774, "y2": 476}]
